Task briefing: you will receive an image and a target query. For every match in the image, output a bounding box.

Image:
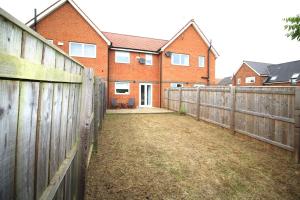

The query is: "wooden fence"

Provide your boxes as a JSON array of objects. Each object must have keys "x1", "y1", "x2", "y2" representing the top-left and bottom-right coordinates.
[
  {"x1": 164, "y1": 86, "x2": 300, "y2": 163},
  {"x1": 0, "y1": 8, "x2": 106, "y2": 200}
]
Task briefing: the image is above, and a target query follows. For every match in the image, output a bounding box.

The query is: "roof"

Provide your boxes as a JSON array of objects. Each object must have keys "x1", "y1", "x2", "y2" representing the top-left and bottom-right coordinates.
[
  {"x1": 243, "y1": 60, "x2": 272, "y2": 75},
  {"x1": 25, "y1": 0, "x2": 111, "y2": 45},
  {"x1": 160, "y1": 19, "x2": 219, "y2": 57},
  {"x1": 218, "y1": 76, "x2": 232, "y2": 85},
  {"x1": 265, "y1": 60, "x2": 300, "y2": 84},
  {"x1": 103, "y1": 32, "x2": 168, "y2": 52}
]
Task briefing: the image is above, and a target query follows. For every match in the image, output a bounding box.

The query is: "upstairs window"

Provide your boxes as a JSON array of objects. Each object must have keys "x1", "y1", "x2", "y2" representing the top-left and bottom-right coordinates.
[
  {"x1": 69, "y1": 42, "x2": 96, "y2": 58},
  {"x1": 270, "y1": 76, "x2": 277, "y2": 81},
  {"x1": 170, "y1": 83, "x2": 183, "y2": 88},
  {"x1": 171, "y1": 53, "x2": 189, "y2": 66},
  {"x1": 237, "y1": 78, "x2": 241, "y2": 85},
  {"x1": 115, "y1": 82, "x2": 130, "y2": 94},
  {"x1": 291, "y1": 73, "x2": 300, "y2": 79},
  {"x1": 198, "y1": 56, "x2": 205, "y2": 68},
  {"x1": 115, "y1": 51, "x2": 130, "y2": 63},
  {"x1": 47, "y1": 39, "x2": 53, "y2": 44},
  {"x1": 245, "y1": 77, "x2": 255, "y2": 83},
  {"x1": 145, "y1": 54, "x2": 152, "y2": 65}
]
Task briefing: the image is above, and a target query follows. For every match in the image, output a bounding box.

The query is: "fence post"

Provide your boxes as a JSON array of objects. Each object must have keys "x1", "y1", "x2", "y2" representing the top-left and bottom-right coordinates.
[
  {"x1": 196, "y1": 87, "x2": 200, "y2": 120},
  {"x1": 294, "y1": 87, "x2": 300, "y2": 163},
  {"x1": 93, "y1": 78, "x2": 101, "y2": 152},
  {"x1": 78, "y1": 68, "x2": 94, "y2": 199},
  {"x1": 167, "y1": 89, "x2": 170, "y2": 110},
  {"x1": 230, "y1": 86, "x2": 236, "y2": 134},
  {"x1": 179, "y1": 87, "x2": 182, "y2": 111}
]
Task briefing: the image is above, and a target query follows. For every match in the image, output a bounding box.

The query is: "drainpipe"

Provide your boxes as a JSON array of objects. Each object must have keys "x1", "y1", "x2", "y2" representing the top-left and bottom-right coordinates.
[
  {"x1": 207, "y1": 40, "x2": 212, "y2": 86},
  {"x1": 107, "y1": 44, "x2": 111, "y2": 108},
  {"x1": 159, "y1": 50, "x2": 162, "y2": 108}
]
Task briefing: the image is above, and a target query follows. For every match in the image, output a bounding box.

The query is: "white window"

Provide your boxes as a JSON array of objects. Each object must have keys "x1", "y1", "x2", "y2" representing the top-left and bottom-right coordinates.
[
  {"x1": 193, "y1": 84, "x2": 205, "y2": 87},
  {"x1": 115, "y1": 82, "x2": 130, "y2": 94},
  {"x1": 237, "y1": 78, "x2": 241, "y2": 85},
  {"x1": 171, "y1": 53, "x2": 189, "y2": 66},
  {"x1": 47, "y1": 39, "x2": 53, "y2": 44},
  {"x1": 145, "y1": 54, "x2": 152, "y2": 65},
  {"x1": 270, "y1": 76, "x2": 277, "y2": 81},
  {"x1": 170, "y1": 83, "x2": 183, "y2": 88},
  {"x1": 245, "y1": 77, "x2": 255, "y2": 83},
  {"x1": 115, "y1": 51, "x2": 130, "y2": 63},
  {"x1": 291, "y1": 73, "x2": 300, "y2": 79},
  {"x1": 198, "y1": 56, "x2": 205, "y2": 68},
  {"x1": 69, "y1": 42, "x2": 96, "y2": 58}
]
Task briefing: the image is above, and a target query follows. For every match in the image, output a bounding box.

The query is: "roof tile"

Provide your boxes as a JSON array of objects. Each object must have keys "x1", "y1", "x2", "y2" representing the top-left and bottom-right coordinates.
[{"x1": 102, "y1": 32, "x2": 168, "y2": 52}]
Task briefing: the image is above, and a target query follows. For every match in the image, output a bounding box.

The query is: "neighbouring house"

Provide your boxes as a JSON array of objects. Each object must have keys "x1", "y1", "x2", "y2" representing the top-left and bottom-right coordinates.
[
  {"x1": 218, "y1": 76, "x2": 232, "y2": 86},
  {"x1": 233, "y1": 61, "x2": 272, "y2": 86},
  {"x1": 26, "y1": 0, "x2": 218, "y2": 108},
  {"x1": 233, "y1": 60, "x2": 300, "y2": 86},
  {"x1": 264, "y1": 60, "x2": 300, "y2": 86}
]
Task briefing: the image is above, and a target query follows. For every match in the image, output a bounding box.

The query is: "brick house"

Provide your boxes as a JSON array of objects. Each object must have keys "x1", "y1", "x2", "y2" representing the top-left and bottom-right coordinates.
[
  {"x1": 233, "y1": 60, "x2": 300, "y2": 86},
  {"x1": 27, "y1": 0, "x2": 218, "y2": 108}
]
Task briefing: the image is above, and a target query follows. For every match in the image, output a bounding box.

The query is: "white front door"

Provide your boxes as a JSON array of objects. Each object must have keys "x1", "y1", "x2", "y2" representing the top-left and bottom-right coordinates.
[{"x1": 139, "y1": 83, "x2": 152, "y2": 107}]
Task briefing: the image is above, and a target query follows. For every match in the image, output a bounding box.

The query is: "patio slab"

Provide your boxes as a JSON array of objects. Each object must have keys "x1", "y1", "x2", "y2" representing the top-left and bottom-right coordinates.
[{"x1": 106, "y1": 107, "x2": 174, "y2": 114}]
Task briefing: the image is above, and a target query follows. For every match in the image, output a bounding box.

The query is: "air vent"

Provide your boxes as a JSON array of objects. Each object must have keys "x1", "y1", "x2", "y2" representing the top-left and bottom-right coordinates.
[
  {"x1": 165, "y1": 51, "x2": 172, "y2": 57},
  {"x1": 139, "y1": 58, "x2": 145, "y2": 64}
]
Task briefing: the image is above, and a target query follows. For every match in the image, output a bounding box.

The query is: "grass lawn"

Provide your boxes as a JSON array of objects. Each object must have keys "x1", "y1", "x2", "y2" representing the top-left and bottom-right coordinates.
[{"x1": 85, "y1": 113, "x2": 300, "y2": 200}]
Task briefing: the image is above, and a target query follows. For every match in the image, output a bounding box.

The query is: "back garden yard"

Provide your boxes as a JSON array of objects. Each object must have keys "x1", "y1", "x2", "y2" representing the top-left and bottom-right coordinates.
[{"x1": 85, "y1": 113, "x2": 300, "y2": 200}]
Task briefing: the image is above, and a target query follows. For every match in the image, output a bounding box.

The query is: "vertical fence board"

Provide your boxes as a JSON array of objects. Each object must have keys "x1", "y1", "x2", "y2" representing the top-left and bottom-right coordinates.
[
  {"x1": 36, "y1": 83, "x2": 54, "y2": 199},
  {"x1": 49, "y1": 83, "x2": 63, "y2": 180},
  {"x1": 16, "y1": 82, "x2": 39, "y2": 200},
  {"x1": 0, "y1": 80, "x2": 19, "y2": 200}
]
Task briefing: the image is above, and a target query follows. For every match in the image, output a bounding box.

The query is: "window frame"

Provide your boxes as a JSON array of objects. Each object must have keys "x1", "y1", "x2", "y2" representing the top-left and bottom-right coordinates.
[
  {"x1": 47, "y1": 39, "x2": 53, "y2": 44},
  {"x1": 115, "y1": 82, "x2": 130, "y2": 95},
  {"x1": 115, "y1": 51, "x2": 130, "y2": 64},
  {"x1": 245, "y1": 76, "x2": 256, "y2": 84},
  {"x1": 145, "y1": 54, "x2": 153, "y2": 65},
  {"x1": 171, "y1": 53, "x2": 189, "y2": 66},
  {"x1": 270, "y1": 76, "x2": 277, "y2": 81},
  {"x1": 69, "y1": 42, "x2": 97, "y2": 58},
  {"x1": 237, "y1": 78, "x2": 241, "y2": 85},
  {"x1": 198, "y1": 56, "x2": 205, "y2": 68},
  {"x1": 291, "y1": 73, "x2": 300, "y2": 79}
]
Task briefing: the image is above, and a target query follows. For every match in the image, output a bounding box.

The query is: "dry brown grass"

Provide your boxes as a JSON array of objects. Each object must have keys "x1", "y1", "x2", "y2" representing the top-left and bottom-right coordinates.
[{"x1": 85, "y1": 113, "x2": 300, "y2": 200}]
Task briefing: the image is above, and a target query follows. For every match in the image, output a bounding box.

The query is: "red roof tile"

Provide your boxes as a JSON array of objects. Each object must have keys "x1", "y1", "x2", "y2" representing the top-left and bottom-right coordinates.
[{"x1": 102, "y1": 32, "x2": 168, "y2": 52}]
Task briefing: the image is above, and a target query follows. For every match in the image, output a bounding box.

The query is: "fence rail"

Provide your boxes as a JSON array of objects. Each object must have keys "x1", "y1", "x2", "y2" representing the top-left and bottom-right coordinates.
[
  {"x1": 0, "y1": 8, "x2": 106, "y2": 200},
  {"x1": 164, "y1": 86, "x2": 300, "y2": 163}
]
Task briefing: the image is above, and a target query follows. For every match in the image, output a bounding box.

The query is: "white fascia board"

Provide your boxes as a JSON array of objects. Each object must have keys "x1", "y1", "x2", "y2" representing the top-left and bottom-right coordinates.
[{"x1": 160, "y1": 21, "x2": 219, "y2": 57}]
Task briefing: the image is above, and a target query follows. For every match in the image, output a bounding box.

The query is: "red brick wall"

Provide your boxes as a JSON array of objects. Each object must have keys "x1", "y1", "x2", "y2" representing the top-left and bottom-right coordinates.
[
  {"x1": 233, "y1": 63, "x2": 265, "y2": 86},
  {"x1": 35, "y1": 2, "x2": 108, "y2": 79},
  {"x1": 161, "y1": 25, "x2": 216, "y2": 105},
  {"x1": 108, "y1": 50, "x2": 160, "y2": 108}
]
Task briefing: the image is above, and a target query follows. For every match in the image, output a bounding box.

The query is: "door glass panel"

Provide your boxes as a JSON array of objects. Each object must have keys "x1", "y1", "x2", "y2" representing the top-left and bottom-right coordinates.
[
  {"x1": 147, "y1": 85, "x2": 151, "y2": 106},
  {"x1": 141, "y1": 85, "x2": 145, "y2": 105}
]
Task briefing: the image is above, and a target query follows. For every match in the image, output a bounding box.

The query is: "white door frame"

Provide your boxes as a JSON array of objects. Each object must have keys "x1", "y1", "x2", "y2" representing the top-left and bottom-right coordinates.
[{"x1": 139, "y1": 83, "x2": 153, "y2": 107}]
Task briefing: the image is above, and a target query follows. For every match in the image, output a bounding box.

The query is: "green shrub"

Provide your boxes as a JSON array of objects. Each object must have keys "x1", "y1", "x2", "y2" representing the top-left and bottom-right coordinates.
[{"x1": 179, "y1": 105, "x2": 186, "y2": 115}]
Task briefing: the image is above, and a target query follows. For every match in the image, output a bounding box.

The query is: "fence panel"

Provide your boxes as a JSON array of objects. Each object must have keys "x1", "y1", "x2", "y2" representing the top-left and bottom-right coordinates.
[
  {"x1": 0, "y1": 8, "x2": 107, "y2": 200},
  {"x1": 165, "y1": 86, "x2": 300, "y2": 163}
]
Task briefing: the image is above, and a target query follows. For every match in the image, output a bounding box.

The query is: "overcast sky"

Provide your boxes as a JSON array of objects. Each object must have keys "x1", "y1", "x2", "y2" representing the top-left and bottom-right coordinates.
[{"x1": 1, "y1": 0, "x2": 300, "y2": 78}]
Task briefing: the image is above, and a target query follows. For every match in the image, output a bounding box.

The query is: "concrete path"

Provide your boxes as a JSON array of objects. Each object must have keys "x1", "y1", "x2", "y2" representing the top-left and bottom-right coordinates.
[{"x1": 106, "y1": 107, "x2": 174, "y2": 114}]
